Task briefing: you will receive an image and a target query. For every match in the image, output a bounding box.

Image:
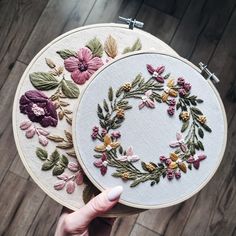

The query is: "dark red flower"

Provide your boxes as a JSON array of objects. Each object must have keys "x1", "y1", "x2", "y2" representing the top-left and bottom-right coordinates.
[
  {"x1": 146, "y1": 64, "x2": 165, "y2": 83},
  {"x1": 19, "y1": 90, "x2": 58, "y2": 127}
]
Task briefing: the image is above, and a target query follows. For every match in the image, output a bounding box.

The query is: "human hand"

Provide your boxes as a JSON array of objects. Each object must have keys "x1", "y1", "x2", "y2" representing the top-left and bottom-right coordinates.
[{"x1": 55, "y1": 186, "x2": 123, "y2": 236}]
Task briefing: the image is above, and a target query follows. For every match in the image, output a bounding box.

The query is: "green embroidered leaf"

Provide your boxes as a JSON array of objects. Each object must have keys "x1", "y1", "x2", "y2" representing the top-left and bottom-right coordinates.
[
  {"x1": 141, "y1": 162, "x2": 148, "y2": 171},
  {"x1": 52, "y1": 165, "x2": 65, "y2": 176},
  {"x1": 86, "y1": 37, "x2": 103, "y2": 57},
  {"x1": 118, "y1": 146, "x2": 123, "y2": 155},
  {"x1": 36, "y1": 148, "x2": 48, "y2": 160},
  {"x1": 198, "y1": 128, "x2": 204, "y2": 138},
  {"x1": 93, "y1": 154, "x2": 103, "y2": 158},
  {"x1": 60, "y1": 155, "x2": 69, "y2": 167},
  {"x1": 56, "y1": 49, "x2": 77, "y2": 59},
  {"x1": 97, "y1": 104, "x2": 103, "y2": 113},
  {"x1": 48, "y1": 149, "x2": 60, "y2": 163},
  {"x1": 130, "y1": 178, "x2": 143, "y2": 187},
  {"x1": 190, "y1": 145, "x2": 196, "y2": 155},
  {"x1": 116, "y1": 87, "x2": 123, "y2": 98},
  {"x1": 66, "y1": 150, "x2": 77, "y2": 158},
  {"x1": 164, "y1": 73, "x2": 170, "y2": 79},
  {"x1": 201, "y1": 123, "x2": 212, "y2": 132},
  {"x1": 61, "y1": 79, "x2": 80, "y2": 98},
  {"x1": 108, "y1": 87, "x2": 113, "y2": 101},
  {"x1": 196, "y1": 99, "x2": 204, "y2": 103},
  {"x1": 198, "y1": 140, "x2": 204, "y2": 150},
  {"x1": 42, "y1": 160, "x2": 54, "y2": 170},
  {"x1": 30, "y1": 72, "x2": 59, "y2": 90},
  {"x1": 176, "y1": 103, "x2": 181, "y2": 110},
  {"x1": 123, "y1": 38, "x2": 142, "y2": 54},
  {"x1": 131, "y1": 74, "x2": 142, "y2": 88},
  {"x1": 103, "y1": 99, "x2": 109, "y2": 112},
  {"x1": 181, "y1": 120, "x2": 189, "y2": 132},
  {"x1": 191, "y1": 107, "x2": 203, "y2": 115}
]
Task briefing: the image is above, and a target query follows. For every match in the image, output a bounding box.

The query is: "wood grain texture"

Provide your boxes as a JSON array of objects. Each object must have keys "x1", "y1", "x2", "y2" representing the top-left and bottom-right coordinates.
[
  {"x1": 85, "y1": 0, "x2": 143, "y2": 24},
  {"x1": 18, "y1": 0, "x2": 96, "y2": 64},
  {"x1": 0, "y1": 0, "x2": 49, "y2": 89},
  {"x1": 136, "y1": 4, "x2": 179, "y2": 44},
  {"x1": 26, "y1": 196, "x2": 62, "y2": 236},
  {"x1": 130, "y1": 224, "x2": 160, "y2": 236},
  {"x1": 111, "y1": 214, "x2": 138, "y2": 236},
  {"x1": 144, "y1": 0, "x2": 191, "y2": 19},
  {"x1": 0, "y1": 172, "x2": 45, "y2": 235},
  {"x1": 9, "y1": 154, "x2": 29, "y2": 179}
]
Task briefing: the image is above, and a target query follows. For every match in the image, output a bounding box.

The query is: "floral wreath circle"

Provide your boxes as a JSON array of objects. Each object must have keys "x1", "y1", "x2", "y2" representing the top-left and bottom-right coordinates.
[{"x1": 91, "y1": 64, "x2": 212, "y2": 187}]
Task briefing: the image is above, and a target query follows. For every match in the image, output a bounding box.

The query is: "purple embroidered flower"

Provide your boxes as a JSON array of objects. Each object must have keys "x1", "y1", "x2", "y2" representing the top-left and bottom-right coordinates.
[
  {"x1": 19, "y1": 90, "x2": 58, "y2": 127},
  {"x1": 117, "y1": 146, "x2": 140, "y2": 162},
  {"x1": 93, "y1": 126, "x2": 99, "y2": 133},
  {"x1": 101, "y1": 128, "x2": 107, "y2": 137},
  {"x1": 177, "y1": 77, "x2": 185, "y2": 86},
  {"x1": 165, "y1": 158, "x2": 172, "y2": 165},
  {"x1": 64, "y1": 47, "x2": 103, "y2": 85},
  {"x1": 183, "y1": 82, "x2": 191, "y2": 92},
  {"x1": 175, "y1": 171, "x2": 181, "y2": 179},
  {"x1": 187, "y1": 154, "x2": 206, "y2": 169},
  {"x1": 168, "y1": 99, "x2": 176, "y2": 106},
  {"x1": 167, "y1": 106, "x2": 175, "y2": 116},
  {"x1": 146, "y1": 64, "x2": 165, "y2": 83},
  {"x1": 111, "y1": 131, "x2": 121, "y2": 139},
  {"x1": 159, "y1": 155, "x2": 167, "y2": 162},
  {"x1": 139, "y1": 90, "x2": 155, "y2": 109},
  {"x1": 93, "y1": 153, "x2": 108, "y2": 175},
  {"x1": 167, "y1": 169, "x2": 174, "y2": 180},
  {"x1": 178, "y1": 88, "x2": 187, "y2": 97},
  {"x1": 169, "y1": 133, "x2": 188, "y2": 153}
]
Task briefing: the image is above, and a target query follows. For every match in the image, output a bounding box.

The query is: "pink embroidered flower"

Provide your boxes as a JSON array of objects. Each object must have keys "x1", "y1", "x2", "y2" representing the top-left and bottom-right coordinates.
[
  {"x1": 167, "y1": 169, "x2": 174, "y2": 180},
  {"x1": 64, "y1": 47, "x2": 103, "y2": 85},
  {"x1": 175, "y1": 171, "x2": 181, "y2": 179},
  {"x1": 183, "y1": 82, "x2": 191, "y2": 92},
  {"x1": 187, "y1": 154, "x2": 206, "y2": 169},
  {"x1": 139, "y1": 90, "x2": 155, "y2": 109},
  {"x1": 169, "y1": 133, "x2": 188, "y2": 152},
  {"x1": 19, "y1": 90, "x2": 58, "y2": 127},
  {"x1": 177, "y1": 77, "x2": 185, "y2": 86},
  {"x1": 146, "y1": 64, "x2": 165, "y2": 83},
  {"x1": 168, "y1": 99, "x2": 176, "y2": 106},
  {"x1": 101, "y1": 128, "x2": 107, "y2": 137},
  {"x1": 117, "y1": 146, "x2": 139, "y2": 162},
  {"x1": 111, "y1": 131, "x2": 121, "y2": 139},
  {"x1": 178, "y1": 88, "x2": 187, "y2": 97},
  {"x1": 93, "y1": 153, "x2": 108, "y2": 175},
  {"x1": 167, "y1": 106, "x2": 175, "y2": 116},
  {"x1": 159, "y1": 155, "x2": 167, "y2": 162}
]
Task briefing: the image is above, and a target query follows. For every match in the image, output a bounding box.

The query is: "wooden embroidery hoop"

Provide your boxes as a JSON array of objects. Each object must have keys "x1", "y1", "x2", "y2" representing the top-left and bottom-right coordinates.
[
  {"x1": 12, "y1": 23, "x2": 181, "y2": 217},
  {"x1": 72, "y1": 51, "x2": 227, "y2": 209}
]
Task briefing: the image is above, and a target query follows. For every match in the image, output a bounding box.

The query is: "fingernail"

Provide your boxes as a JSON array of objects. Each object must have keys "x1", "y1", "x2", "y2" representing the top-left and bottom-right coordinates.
[{"x1": 107, "y1": 186, "x2": 123, "y2": 201}]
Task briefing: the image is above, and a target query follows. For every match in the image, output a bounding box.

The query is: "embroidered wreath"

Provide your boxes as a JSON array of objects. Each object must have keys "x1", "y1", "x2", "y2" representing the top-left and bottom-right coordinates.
[{"x1": 91, "y1": 64, "x2": 212, "y2": 187}]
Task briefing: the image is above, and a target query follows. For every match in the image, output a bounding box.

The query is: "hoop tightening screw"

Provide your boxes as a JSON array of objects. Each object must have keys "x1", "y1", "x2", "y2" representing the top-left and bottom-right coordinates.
[{"x1": 118, "y1": 16, "x2": 144, "y2": 30}]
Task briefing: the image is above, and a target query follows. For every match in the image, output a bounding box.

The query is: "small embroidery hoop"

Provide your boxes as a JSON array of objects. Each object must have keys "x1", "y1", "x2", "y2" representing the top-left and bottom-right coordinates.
[
  {"x1": 72, "y1": 51, "x2": 227, "y2": 209},
  {"x1": 12, "y1": 23, "x2": 180, "y2": 217}
]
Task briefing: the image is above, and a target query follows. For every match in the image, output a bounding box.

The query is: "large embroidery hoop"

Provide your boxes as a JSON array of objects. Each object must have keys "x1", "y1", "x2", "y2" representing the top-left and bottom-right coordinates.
[
  {"x1": 73, "y1": 51, "x2": 227, "y2": 209},
  {"x1": 12, "y1": 23, "x2": 179, "y2": 217}
]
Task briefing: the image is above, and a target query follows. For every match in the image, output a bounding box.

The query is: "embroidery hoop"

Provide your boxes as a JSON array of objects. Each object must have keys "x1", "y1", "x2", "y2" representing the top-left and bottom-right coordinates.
[
  {"x1": 73, "y1": 51, "x2": 227, "y2": 209},
  {"x1": 12, "y1": 23, "x2": 180, "y2": 217}
]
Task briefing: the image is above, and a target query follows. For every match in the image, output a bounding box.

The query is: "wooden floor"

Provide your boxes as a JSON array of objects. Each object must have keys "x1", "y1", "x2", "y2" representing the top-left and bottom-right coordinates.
[{"x1": 0, "y1": 0, "x2": 236, "y2": 235}]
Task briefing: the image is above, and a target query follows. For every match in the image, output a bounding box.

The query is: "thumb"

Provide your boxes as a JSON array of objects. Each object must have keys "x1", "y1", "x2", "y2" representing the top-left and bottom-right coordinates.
[{"x1": 63, "y1": 186, "x2": 123, "y2": 234}]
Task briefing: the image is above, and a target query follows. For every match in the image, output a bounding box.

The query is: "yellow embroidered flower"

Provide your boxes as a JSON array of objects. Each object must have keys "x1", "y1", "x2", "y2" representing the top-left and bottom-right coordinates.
[
  {"x1": 168, "y1": 153, "x2": 187, "y2": 173},
  {"x1": 180, "y1": 111, "x2": 190, "y2": 121},
  {"x1": 197, "y1": 115, "x2": 207, "y2": 124},
  {"x1": 123, "y1": 83, "x2": 132, "y2": 92},
  {"x1": 116, "y1": 108, "x2": 125, "y2": 119},
  {"x1": 94, "y1": 134, "x2": 120, "y2": 152},
  {"x1": 121, "y1": 172, "x2": 130, "y2": 180},
  {"x1": 145, "y1": 163, "x2": 156, "y2": 172},
  {"x1": 161, "y1": 79, "x2": 178, "y2": 102}
]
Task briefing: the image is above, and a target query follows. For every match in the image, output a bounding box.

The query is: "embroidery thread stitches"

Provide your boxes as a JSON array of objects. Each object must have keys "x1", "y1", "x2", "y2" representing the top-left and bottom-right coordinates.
[{"x1": 92, "y1": 65, "x2": 212, "y2": 187}]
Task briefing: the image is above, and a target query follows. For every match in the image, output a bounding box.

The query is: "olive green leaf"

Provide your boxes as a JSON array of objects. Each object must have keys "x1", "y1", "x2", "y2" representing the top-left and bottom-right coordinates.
[
  {"x1": 181, "y1": 120, "x2": 189, "y2": 132},
  {"x1": 56, "y1": 49, "x2": 77, "y2": 60},
  {"x1": 61, "y1": 79, "x2": 80, "y2": 98},
  {"x1": 131, "y1": 74, "x2": 142, "y2": 88},
  {"x1": 104, "y1": 35, "x2": 118, "y2": 58},
  {"x1": 82, "y1": 182, "x2": 100, "y2": 204},
  {"x1": 36, "y1": 148, "x2": 48, "y2": 160},
  {"x1": 52, "y1": 165, "x2": 65, "y2": 176},
  {"x1": 123, "y1": 38, "x2": 142, "y2": 54},
  {"x1": 198, "y1": 128, "x2": 204, "y2": 138},
  {"x1": 108, "y1": 87, "x2": 113, "y2": 102},
  {"x1": 29, "y1": 72, "x2": 59, "y2": 90},
  {"x1": 86, "y1": 37, "x2": 103, "y2": 57}
]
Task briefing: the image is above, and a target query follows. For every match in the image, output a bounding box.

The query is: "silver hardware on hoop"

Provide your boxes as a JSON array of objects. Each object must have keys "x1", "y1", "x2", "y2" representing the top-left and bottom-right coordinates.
[
  {"x1": 118, "y1": 16, "x2": 144, "y2": 30},
  {"x1": 199, "y1": 62, "x2": 220, "y2": 83}
]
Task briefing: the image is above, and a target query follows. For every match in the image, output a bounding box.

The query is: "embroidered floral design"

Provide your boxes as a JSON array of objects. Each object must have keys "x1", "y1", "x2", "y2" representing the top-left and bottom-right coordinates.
[
  {"x1": 20, "y1": 90, "x2": 58, "y2": 127},
  {"x1": 64, "y1": 47, "x2": 103, "y2": 85},
  {"x1": 91, "y1": 64, "x2": 212, "y2": 187},
  {"x1": 20, "y1": 120, "x2": 49, "y2": 146}
]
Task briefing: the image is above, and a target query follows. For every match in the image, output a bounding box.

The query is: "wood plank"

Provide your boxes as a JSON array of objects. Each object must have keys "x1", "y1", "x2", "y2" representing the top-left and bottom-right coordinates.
[
  {"x1": 136, "y1": 4, "x2": 179, "y2": 44},
  {"x1": 0, "y1": 0, "x2": 49, "y2": 88},
  {"x1": 18, "y1": 0, "x2": 96, "y2": 65},
  {"x1": 130, "y1": 223, "x2": 160, "y2": 236},
  {"x1": 9, "y1": 154, "x2": 29, "y2": 179},
  {"x1": 26, "y1": 196, "x2": 62, "y2": 236},
  {"x1": 111, "y1": 214, "x2": 138, "y2": 236},
  {"x1": 170, "y1": 0, "x2": 236, "y2": 61},
  {"x1": 0, "y1": 172, "x2": 45, "y2": 235},
  {"x1": 136, "y1": 195, "x2": 197, "y2": 235},
  {"x1": 144, "y1": 0, "x2": 191, "y2": 19},
  {"x1": 85, "y1": 0, "x2": 143, "y2": 25},
  {"x1": 0, "y1": 62, "x2": 26, "y2": 183}
]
